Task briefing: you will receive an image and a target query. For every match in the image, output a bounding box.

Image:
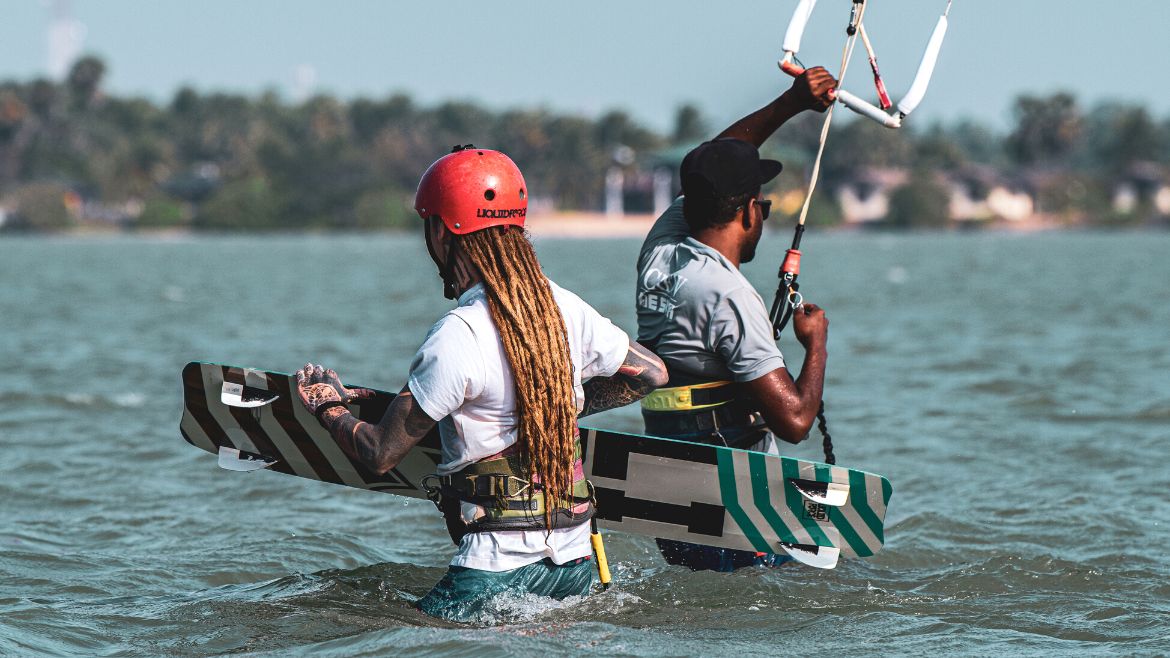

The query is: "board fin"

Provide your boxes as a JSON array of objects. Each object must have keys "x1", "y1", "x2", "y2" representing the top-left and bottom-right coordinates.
[
  {"x1": 217, "y1": 446, "x2": 277, "y2": 472},
  {"x1": 778, "y1": 542, "x2": 840, "y2": 569},
  {"x1": 788, "y1": 477, "x2": 849, "y2": 507},
  {"x1": 221, "y1": 381, "x2": 278, "y2": 408}
]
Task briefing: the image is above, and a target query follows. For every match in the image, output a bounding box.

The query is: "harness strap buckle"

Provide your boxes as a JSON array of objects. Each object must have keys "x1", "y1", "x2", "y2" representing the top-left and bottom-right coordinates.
[
  {"x1": 641, "y1": 380, "x2": 736, "y2": 412},
  {"x1": 441, "y1": 472, "x2": 532, "y2": 502}
]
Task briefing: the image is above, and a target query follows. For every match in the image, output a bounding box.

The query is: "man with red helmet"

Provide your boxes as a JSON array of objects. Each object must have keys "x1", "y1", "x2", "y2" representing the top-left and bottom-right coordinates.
[{"x1": 294, "y1": 146, "x2": 667, "y2": 621}]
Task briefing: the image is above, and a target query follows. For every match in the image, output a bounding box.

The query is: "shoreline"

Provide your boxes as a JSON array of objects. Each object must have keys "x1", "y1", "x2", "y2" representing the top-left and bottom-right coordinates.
[
  {"x1": 2, "y1": 213, "x2": 1165, "y2": 239},
  {"x1": 524, "y1": 212, "x2": 656, "y2": 238}
]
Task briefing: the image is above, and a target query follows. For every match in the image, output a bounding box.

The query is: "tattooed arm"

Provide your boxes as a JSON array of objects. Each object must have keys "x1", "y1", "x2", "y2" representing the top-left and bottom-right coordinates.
[
  {"x1": 580, "y1": 340, "x2": 668, "y2": 417},
  {"x1": 295, "y1": 364, "x2": 436, "y2": 475}
]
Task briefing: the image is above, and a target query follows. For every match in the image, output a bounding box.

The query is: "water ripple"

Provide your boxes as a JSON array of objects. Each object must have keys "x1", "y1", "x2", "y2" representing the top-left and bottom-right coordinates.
[{"x1": 2, "y1": 234, "x2": 1170, "y2": 656}]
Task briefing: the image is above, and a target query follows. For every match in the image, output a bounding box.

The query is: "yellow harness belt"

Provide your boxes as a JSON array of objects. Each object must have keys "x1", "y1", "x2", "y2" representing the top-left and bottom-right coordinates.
[{"x1": 640, "y1": 380, "x2": 734, "y2": 412}]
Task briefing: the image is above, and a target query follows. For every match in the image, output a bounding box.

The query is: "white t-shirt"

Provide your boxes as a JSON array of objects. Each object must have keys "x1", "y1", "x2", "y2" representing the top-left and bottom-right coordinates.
[{"x1": 407, "y1": 280, "x2": 630, "y2": 572}]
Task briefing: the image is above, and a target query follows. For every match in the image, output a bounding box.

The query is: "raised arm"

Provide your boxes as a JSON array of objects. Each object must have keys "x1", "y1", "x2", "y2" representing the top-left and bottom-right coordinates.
[
  {"x1": 716, "y1": 67, "x2": 837, "y2": 147},
  {"x1": 580, "y1": 340, "x2": 669, "y2": 417},
  {"x1": 295, "y1": 365, "x2": 436, "y2": 475}
]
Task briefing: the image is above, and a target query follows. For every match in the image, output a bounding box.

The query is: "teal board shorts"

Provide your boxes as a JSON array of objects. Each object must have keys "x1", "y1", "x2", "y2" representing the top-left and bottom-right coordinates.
[{"x1": 417, "y1": 556, "x2": 595, "y2": 622}]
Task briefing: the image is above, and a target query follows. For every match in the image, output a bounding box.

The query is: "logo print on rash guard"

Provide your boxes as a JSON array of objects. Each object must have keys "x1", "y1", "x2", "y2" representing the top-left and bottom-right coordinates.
[{"x1": 638, "y1": 268, "x2": 687, "y2": 320}]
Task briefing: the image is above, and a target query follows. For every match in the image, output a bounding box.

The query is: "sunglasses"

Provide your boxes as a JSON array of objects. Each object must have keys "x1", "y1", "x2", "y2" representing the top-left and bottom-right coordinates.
[
  {"x1": 756, "y1": 198, "x2": 772, "y2": 221},
  {"x1": 736, "y1": 197, "x2": 773, "y2": 221}
]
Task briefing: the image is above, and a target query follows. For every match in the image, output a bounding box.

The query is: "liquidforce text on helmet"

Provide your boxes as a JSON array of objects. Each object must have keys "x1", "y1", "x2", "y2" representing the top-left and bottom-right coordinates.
[{"x1": 414, "y1": 145, "x2": 528, "y2": 235}]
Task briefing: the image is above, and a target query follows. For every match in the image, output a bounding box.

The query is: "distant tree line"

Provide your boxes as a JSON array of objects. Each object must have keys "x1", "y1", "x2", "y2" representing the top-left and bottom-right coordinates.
[
  {"x1": 762, "y1": 88, "x2": 1170, "y2": 228},
  {"x1": 2, "y1": 56, "x2": 1169, "y2": 232}
]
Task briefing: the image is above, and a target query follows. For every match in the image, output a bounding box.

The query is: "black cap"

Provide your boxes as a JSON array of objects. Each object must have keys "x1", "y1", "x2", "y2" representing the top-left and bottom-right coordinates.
[{"x1": 680, "y1": 138, "x2": 783, "y2": 202}]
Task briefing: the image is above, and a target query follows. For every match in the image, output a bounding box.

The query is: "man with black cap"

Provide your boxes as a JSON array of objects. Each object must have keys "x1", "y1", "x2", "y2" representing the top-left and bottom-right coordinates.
[{"x1": 635, "y1": 67, "x2": 837, "y2": 571}]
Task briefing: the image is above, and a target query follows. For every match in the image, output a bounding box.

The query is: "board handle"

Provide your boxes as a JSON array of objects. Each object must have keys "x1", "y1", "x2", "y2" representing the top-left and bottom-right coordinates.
[
  {"x1": 217, "y1": 446, "x2": 277, "y2": 472},
  {"x1": 788, "y1": 478, "x2": 850, "y2": 507},
  {"x1": 221, "y1": 382, "x2": 279, "y2": 408}
]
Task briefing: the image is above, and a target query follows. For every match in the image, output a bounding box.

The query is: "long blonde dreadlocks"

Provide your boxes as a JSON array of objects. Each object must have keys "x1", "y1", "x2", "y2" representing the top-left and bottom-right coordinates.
[{"x1": 459, "y1": 225, "x2": 578, "y2": 529}]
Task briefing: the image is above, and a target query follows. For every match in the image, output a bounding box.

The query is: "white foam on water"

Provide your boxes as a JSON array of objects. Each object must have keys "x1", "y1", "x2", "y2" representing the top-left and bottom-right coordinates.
[
  {"x1": 472, "y1": 591, "x2": 588, "y2": 626},
  {"x1": 162, "y1": 286, "x2": 186, "y2": 303},
  {"x1": 64, "y1": 392, "x2": 97, "y2": 406},
  {"x1": 112, "y1": 392, "x2": 146, "y2": 408},
  {"x1": 456, "y1": 586, "x2": 644, "y2": 627}
]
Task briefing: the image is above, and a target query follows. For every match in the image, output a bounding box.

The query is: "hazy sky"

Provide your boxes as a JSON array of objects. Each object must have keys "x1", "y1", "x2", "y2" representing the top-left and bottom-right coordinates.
[{"x1": 6, "y1": 1, "x2": 1170, "y2": 133}]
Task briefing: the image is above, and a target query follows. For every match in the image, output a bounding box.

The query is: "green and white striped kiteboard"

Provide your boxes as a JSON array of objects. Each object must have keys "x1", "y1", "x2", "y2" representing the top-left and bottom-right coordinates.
[{"x1": 180, "y1": 362, "x2": 893, "y2": 568}]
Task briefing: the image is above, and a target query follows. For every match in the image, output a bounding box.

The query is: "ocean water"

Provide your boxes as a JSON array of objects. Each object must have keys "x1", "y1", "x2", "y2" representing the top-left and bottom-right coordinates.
[{"x1": 1, "y1": 230, "x2": 1168, "y2": 656}]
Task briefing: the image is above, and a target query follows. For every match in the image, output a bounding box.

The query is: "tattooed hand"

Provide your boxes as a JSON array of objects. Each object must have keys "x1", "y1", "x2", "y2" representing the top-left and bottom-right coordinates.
[
  {"x1": 318, "y1": 366, "x2": 376, "y2": 402},
  {"x1": 294, "y1": 363, "x2": 374, "y2": 412},
  {"x1": 295, "y1": 363, "x2": 345, "y2": 416}
]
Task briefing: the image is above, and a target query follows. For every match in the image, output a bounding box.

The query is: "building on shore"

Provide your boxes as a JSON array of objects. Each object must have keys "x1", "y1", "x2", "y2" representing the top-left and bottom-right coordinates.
[
  {"x1": 1112, "y1": 161, "x2": 1170, "y2": 215},
  {"x1": 947, "y1": 165, "x2": 1034, "y2": 223},
  {"x1": 834, "y1": 168, "x2": 909, "y2": 224},
  {"x1": 830, "y1": 166, "x2": 1036, "y2": 225}
]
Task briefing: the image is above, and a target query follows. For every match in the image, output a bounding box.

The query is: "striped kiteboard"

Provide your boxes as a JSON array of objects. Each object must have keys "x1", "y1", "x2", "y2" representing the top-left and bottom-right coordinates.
[{"x1": 180, "y1": 362, "x2": 893, "y2": 567}]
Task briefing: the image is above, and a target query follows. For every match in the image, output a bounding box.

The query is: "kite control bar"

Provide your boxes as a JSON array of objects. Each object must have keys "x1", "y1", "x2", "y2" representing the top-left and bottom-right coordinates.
[{"x1": 779, "y1": 0, "x2": 952, "y2": 129}]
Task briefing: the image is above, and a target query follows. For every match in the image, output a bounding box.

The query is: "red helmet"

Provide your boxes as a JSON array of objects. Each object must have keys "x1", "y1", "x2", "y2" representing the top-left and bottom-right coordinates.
[{"x1": 414, "y1": 146, "x2": 528, "y2": 235}]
